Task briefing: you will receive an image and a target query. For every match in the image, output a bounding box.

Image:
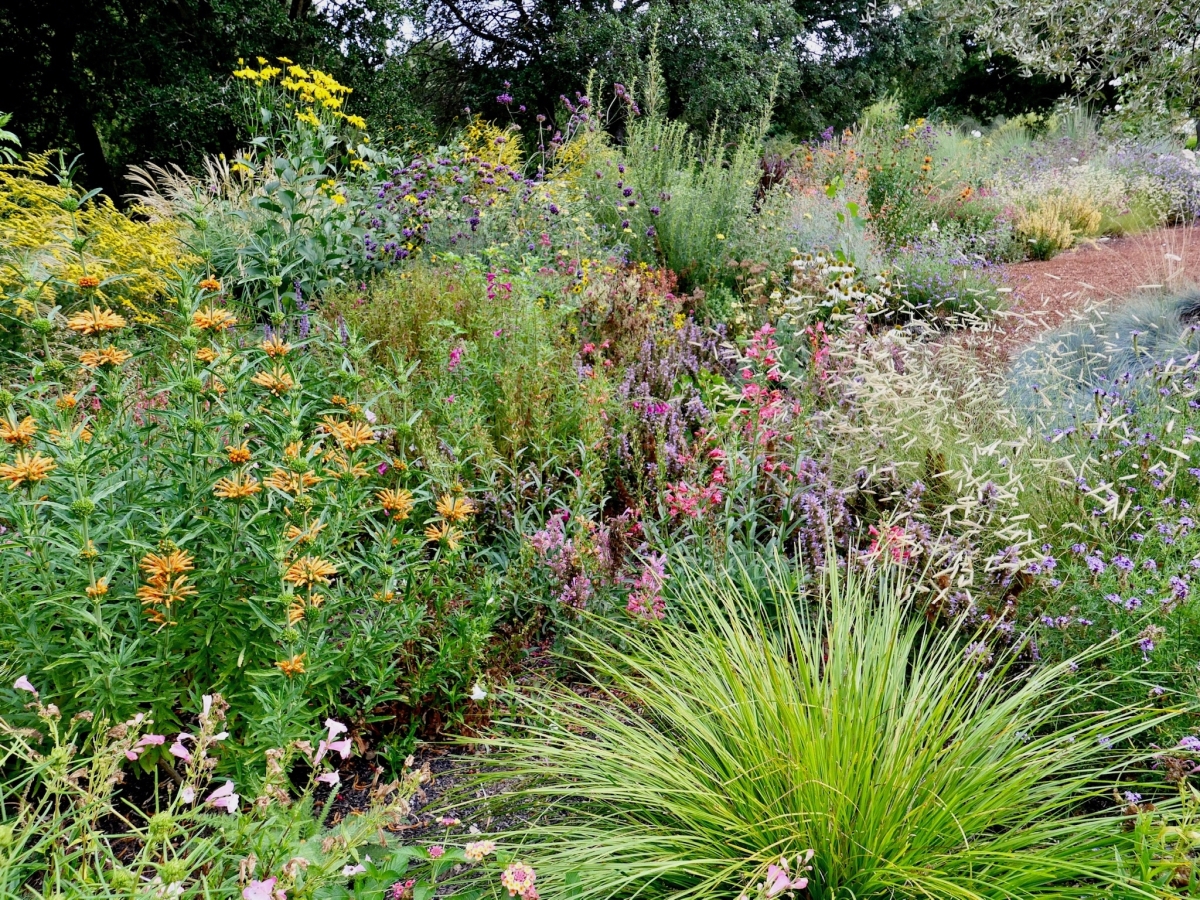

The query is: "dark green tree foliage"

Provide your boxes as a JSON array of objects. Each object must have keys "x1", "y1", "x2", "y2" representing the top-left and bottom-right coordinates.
[
  {"x1": 3, "y1": 0, "x2": 1068, "y2": 196},
  {"x1": 0, "y1": 0, "x2": 339, "y2": 195},
  {"x1": 397, "y1": 0, "x2": 1049, "y2": 137}
]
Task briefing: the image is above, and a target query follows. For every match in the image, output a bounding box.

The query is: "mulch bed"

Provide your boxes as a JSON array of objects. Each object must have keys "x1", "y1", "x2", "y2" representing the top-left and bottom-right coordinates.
[{"x1": 951, "y1": 226, "x2": 1200, "y2": 367}]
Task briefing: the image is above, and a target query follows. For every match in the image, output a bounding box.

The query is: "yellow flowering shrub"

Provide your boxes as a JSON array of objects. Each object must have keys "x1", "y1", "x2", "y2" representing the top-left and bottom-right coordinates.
[
  {"x1": 0, "y1": 154, "x2": 197, "y2": 319},
  {"x1": 1015, "y1": 192, "x2": 1102, "y2": 259}
]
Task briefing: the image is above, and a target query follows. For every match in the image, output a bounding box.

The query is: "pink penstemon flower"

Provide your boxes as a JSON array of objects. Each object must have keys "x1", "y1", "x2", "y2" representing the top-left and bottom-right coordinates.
[
  {"x1": 125, "y1": 733, "x2": 165, "y2": 761},
  {"x1": 315, "y1": 719, "x2": 352, "y2": 765},
  {"x1": 169, "y1": 733, "x2": 193, "y2": 763},
  {"x1": 205, "y1": 780, "x2": 239, "y2": 813},
  {"x1": 13, "y1": 676, "x2": 38, "y2": 697}
]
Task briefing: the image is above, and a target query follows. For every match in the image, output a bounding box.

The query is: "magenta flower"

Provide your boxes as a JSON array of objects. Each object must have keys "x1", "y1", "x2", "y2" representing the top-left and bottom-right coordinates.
[{"x1": 429, "y1": 845, "x2": 445, "y2": 859}]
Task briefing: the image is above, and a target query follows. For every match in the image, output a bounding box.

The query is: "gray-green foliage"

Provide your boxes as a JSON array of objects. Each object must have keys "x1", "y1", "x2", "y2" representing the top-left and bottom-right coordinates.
[
  {"x1": 467, "y1": 551, "x2": 1180, "y2": 900},
  {"x1": 931, "y1": 0, "x2": 1200, "y2": 125},
  {"x1": 1009, "y1": 292, "x2": 1200, "y2": 420}
]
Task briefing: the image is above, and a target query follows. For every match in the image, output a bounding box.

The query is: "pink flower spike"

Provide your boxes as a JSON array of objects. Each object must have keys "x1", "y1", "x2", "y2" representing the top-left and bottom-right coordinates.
[
  {"x1": 327, "y1": 737, "x2": 352, "y2": 759},
  {"x1": 13, "y1": 676, "x2": 37, "y2": 697},
  {"x1": 317, "y1": 771, "x2": 340, "y2": 785},
  {"x1": 169, "y1": 741, "x2": 192, "y2": 763},
  {"x1": 243, "y1": 877, "x2": 277, "y2": 900}
]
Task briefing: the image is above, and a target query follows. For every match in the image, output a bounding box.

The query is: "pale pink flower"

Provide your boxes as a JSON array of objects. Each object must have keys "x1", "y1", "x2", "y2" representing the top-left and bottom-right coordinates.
[
  {"x1": 169, "y1": 740, "x2": 192, "y2": 763},
  {"x1": 428, "y1": 846, "x2": 445, "y2": 859},
  {"x1": 764, "y1": 852, "x2": 814, "y2": 897},
  {"x1": 179, "y1": 785, "x2": 196, "y2": 804},
  {"x1": 13, "y1": 676, "x2": 38, "y2": 697},
  {"x1": 242, "y1": 878, "x2": 278, "y2": 900},
  {"x1": 317, "y1": 771, "x2": 340, "y2": 786},
  {"x1": 342, "y1": 864, "x2": 366, "y2": 876},
  {"x1": 206, "y1": 780, "x2": 239, "y2": 813},
  {"x1": 325, "y1": 719, "x2": 348, "y2": 740},
  {"x1": 328, "y1": 738, "x2": 352, "y2": 758},
  {"x1": 464, "y1": 840, "x2": 496, "y2": 862}
]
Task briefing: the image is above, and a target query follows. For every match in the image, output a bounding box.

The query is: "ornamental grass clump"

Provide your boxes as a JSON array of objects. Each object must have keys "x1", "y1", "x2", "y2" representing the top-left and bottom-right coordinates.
[{"x1": 469, "y1": 553, "x2": 1182, "y2": 900}]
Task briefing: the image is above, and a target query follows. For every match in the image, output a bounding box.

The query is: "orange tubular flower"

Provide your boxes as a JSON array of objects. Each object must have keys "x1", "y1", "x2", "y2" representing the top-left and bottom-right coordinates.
[
  {"x1": 193, "y1": 307, "x2": 238, "y2": 332},
  {"x1": 424, "y1": 521, "x2": 462, "y2": 550},
  {"x1": 226, "y1": 443, "x2": 252, "y2": 464},
  {"x1": 332, "y1": 420, "x2": 375, "y2": 451},
  {"x1": 77, "y1": 275, "x2": 101, "y2": 289},
  {"x1": 262, "y1": 334, "x2": 292, "y2": 357},
  {"x1": 377, "y1": 487, "x2": 414, "y2": 521},
  {"x1": 325, "y1": 451, "x2": 368, "y2": 479},
  {"x1": 276, "y1": 653, "x2": 306, "y2": 677},
  {"x1": 0, "y1": 451, "x2": 56, "y2": 488},
  {"x1": 283, "y1": 555, "x2": 338, "y2": 589},
  {"x1": 198, "y1": 277, "x2": 222, "y2": 292},
  {"x1": 67, "y1": 308, "x2": 127, "y2": 335},
  {"x1": 436, "y1": 494, "x2": 475, "y2": 523},
  {"x1": 0, "y1": 416, "x2": 37, "y2": 447},
  {"x1": 251, "y1": 367, "x2": 295, "y2": 395},
  {"x1": 196, "y1": 347, "x2": 219, "y2": 364},
  {"x1": 140, "y1": 548, "x2": 195, "y2": 582},
  {"x1": 213, "y1": 472, "x2": 262, "y2": 500},
  {"x1": 137, "y1": 574, "x2": 198, "y2": 610},
  {"x1": 80, "y1": 347, "x2": 132, "y2": 368},
  {"x1": 285, "y1": 520, "x2": 326, "y2": 544},
  {"x1": 264, "y1": 468, "x2": 321, "y2": 496}
]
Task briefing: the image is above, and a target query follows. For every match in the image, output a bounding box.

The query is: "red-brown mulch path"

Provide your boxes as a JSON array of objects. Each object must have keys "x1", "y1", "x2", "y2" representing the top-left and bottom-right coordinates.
[{"x1": 954, "y1": 226, "x2": 1200, "y2": 367}]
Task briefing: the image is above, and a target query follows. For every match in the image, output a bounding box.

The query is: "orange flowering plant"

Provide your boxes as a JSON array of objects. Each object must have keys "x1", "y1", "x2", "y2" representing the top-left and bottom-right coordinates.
[{"x1": 0, "y1": 272, "x2": 499, "y2": 757}]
